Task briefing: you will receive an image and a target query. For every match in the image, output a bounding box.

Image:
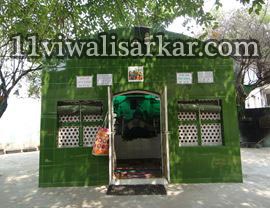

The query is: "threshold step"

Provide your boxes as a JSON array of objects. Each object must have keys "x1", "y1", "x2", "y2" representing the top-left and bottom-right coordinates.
[{"x1": 111, "y1": 178, "x2": 168, "y2": 185}]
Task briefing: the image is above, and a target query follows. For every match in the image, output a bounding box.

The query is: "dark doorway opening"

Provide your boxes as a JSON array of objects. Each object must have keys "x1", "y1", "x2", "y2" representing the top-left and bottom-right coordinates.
[{"x1": 112, "y1": 91, "x2": 162, "y2": 179}]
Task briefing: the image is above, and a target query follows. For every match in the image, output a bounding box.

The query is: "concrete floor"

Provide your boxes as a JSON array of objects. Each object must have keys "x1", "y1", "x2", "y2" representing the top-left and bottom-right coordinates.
[{"x1": 0, "y1": 148, "x2": 270, "y2": 208}]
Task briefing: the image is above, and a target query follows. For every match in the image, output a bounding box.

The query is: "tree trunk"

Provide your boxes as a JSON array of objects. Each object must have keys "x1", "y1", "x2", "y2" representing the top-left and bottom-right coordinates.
[
  {"x1": 0, "y1": 96, "x2": 8, "y2": 118},
  {"x1": 235, "y1": 65, "x2": 249, "y2": 107}
]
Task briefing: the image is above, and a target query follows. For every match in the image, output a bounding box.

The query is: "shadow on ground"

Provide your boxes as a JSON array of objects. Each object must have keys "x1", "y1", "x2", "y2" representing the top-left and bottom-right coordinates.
[{"x1": 0, "y1": 149, "x2": 270, "y2": 208}]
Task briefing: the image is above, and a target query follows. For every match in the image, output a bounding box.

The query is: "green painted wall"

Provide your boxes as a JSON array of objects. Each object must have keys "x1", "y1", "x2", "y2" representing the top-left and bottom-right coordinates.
[{"x1": 39, "y1": 30, "x2": 242, "y2": 187}]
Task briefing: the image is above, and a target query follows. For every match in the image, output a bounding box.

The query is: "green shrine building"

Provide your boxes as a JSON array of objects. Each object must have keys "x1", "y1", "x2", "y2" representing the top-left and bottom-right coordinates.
[{"x1": 39, "y1": 27, "x2": 242, "y2": 187}]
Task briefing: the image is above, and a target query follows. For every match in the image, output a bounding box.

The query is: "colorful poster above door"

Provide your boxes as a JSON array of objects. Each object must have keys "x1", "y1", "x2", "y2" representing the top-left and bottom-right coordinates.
[{"x1": 128, "y1": 66, "x2": 144, "y2": 82}]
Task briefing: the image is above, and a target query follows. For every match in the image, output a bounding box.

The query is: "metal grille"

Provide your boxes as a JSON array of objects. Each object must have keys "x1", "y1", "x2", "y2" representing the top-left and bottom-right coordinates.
[
  {"x1": 59, "y1": 115, "x2": 80, "y2": 123},
  {"x1": 57, "y1": 100, "x2": 104, "y2": 148},
  {"x1": 178, "y1": 112, "x2": 196, "y2": 121},
  {"x1": 200, "y1": 112, "x2": 220, "y2": 120},
  {"x1": 201, "y1": 124, "x2": 222, "y2": 146},
  {"x1": 83, "y1": 126, "x2": 100, "y2": 147},
  {"x1": 178, "y1": 99, "x2": 223, "y2": 147},
  {"x1": 178, "y1": 124, "x2": 198, "y2": 146},
  {"x1": 58, "y1": 127, "x2": 79, "y2": 147},
  {"x1": 83, "y1": 114, "x2": 103, "y2": 122}
]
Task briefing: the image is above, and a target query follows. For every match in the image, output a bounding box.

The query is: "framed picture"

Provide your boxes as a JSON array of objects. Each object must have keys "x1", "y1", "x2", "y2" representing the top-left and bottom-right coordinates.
[
  {"x1": 197, "y1": 71, "x2": 214, "y2": 83},
  {"x1": 76, "y1": 76, "x2": 93, "y2": 88},
  {"x1": 97, "y1": 74, "x2": 113, "y2": 86},
  {"x1": 176, "y1": 72, "x2": 192, "y2": 84},
  {"x1": 128, "y1": 66, "x2": 144, "y2": 82}
]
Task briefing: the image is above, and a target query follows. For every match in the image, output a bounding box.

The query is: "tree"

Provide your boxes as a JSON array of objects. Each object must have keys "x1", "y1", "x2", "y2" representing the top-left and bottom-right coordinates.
[
  {"x1": 204, "y1": 3, "x2": 270, "y2": 106},
  {"x1": 0, "y1": 0, "x2": 266, "y2": 118},
  {"x1": 0, "y1": 0, "x2": 63, "y2": 117}
]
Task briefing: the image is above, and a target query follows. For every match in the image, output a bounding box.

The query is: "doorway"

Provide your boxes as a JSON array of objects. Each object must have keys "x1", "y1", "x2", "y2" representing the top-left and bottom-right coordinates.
[{"x1": 108, "y1": 89, "x2": 170, "y2": 184}]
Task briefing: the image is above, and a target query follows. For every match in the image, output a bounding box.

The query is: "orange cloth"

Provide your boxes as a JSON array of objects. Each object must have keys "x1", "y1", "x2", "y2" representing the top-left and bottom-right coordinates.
[{"x1": 92, "y1": 128, "x2": 109, "y2": 156}]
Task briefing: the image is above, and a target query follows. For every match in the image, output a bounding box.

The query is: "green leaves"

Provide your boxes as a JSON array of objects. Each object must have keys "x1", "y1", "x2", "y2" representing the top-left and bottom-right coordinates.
[
  {"x1": 239, "y1": 0, "x2": 265, "y2": 14},
  {"x1": 0, "y1": 0, "x2": 266, "y2": 41},
  {"x1": 0, "y1": 0, "x2": 267, "y2": 105}
]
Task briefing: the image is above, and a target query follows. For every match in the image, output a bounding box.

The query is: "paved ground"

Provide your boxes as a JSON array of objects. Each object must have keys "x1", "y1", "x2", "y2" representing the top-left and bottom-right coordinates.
[{"x1": 0, "y1": 148, "x2": 270, "y2": 208}]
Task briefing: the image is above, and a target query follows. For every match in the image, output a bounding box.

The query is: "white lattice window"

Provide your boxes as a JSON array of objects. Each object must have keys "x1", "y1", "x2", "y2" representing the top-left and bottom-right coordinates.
[
  {"x1": 178, "y1": 112, "x2": 196, "y2": 121},
  {"x1": 59, "y1": 115, "x2": 80, "y2": 123},
  {"x1": 200, "y1": 112, "x2": 220, "y2": 120},
  {"x1": 57, "y1": 100, "x2": 104, "y2": 148},
  {"x1": 178, "y1": 124, "x2": 198, "y2": 146},
  {"x1": 201, "y1": 124, "x2": 222, "y2": 146},
  {"x1": 83, "y1": 126, "x2": 100, "y2": 147},
  {"x1": 83, "y1": 114, "x2": 103, "y2": 122},
  {"x1": 178, "y1": 99, "x2": 223, "y2": 147},
  {"x1": 58, "y1": 127, "x2": 80, "y2": 147}
]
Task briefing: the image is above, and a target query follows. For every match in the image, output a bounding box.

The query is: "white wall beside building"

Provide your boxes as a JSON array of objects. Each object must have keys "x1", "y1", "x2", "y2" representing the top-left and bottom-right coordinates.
[{"x1": 245, "y1": 85, "x2": 270, "y2": 109}]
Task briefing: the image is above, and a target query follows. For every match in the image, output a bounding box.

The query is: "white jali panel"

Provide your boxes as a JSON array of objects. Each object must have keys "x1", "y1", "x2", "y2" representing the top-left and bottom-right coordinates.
[
  {"x1": 83, "y1": 126, "x2": 100, "y2": 147},
  {"x1": 201, "y1": 124, "x2": 222, "y2": 146},
  {"x1": 59, "y1": 115, "x2": 80, "y2": 123},
  {"x1": 200, "y1": 112, "x2": 221, "y2": 120},
  {"x1": 58, "y1": 127, "x2": 79, "y2": 147},
  {"x1": 178, "y1": 124, "x2": 198, "y2": 146},
  {"x1": 178, "y1": 112, "x2": 196, "y2": 121},
  {"x1": 83, "y1": 114, "x2": 103, "y2": 122}
]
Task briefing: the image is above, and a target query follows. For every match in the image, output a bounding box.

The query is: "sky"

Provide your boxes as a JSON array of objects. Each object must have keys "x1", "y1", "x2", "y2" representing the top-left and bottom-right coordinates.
[
  {"x1": 167, "y1": 0, "x2": 243, "y2": 36},
  {"x1": 0, "y1": 0, "x2": 244, "y2": 147}
]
